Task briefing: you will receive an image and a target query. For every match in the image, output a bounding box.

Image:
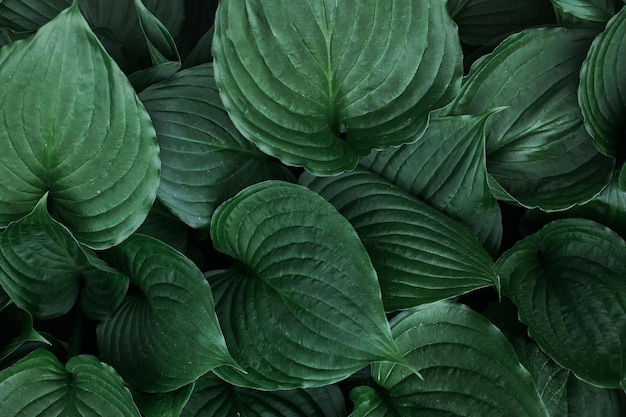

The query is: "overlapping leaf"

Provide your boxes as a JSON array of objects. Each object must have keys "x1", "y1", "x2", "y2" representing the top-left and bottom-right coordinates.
[
  {"x1": 350, "y1": 301, "x2": 548, "y2": 417},
  {"x1": 0, "y1": 349, "x2": 141, "y2": 417},
  {"x1": 181, "y1": 373, "x2": 347, "y2": 417},
  {"x1": 139, "y1": 63, "x2": 293, "y2": 229},
  {"x1": 301, "y1": 169, "x2": 498, "y2": 311},
  {"x1": 447, "y1": 27, "x2": 614, "y2": 210},
  {"x1": 212, "y1": 0, "x2": 462, "y2": 175},
  {"x1": 496, "y1": 218, "x2": 626, "y2": 389},
  {"x1": 0, "y1": 0, "x2": 71, "y2": 31},
  {"x1": 97, "y1": 234, "x2": 239, "y2": 393},
  {"x1": 360, "y1": 113, "x2": 502, "y2": 255},
  {"x1": 208, "y1": 181, "x2": 407, "y2": 389},
  {"x1": 0, "y1": 3, "x2": 160, "y2": 249}
]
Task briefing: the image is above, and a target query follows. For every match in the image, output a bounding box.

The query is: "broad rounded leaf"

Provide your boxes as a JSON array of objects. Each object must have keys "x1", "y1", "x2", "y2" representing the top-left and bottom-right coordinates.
[
  {"x1": 496, "y1": 218, "x2": 626, "y2": 388},
  {"x1": 301, "y1": 169, "x2": 498, "y2": 311},
  {"x1": 0, "y1": 3, "x2": 160, "y2": 249},
  {"x1": 579, "y1": 6, "x2": 626, "y2": 160},
  {"x1": 182, "y1": 373, "x2": 346, "y2": 417},
  {"x1": 0, "y1": 349, "x2": 141, "y2": 417},
  {"x1": 97, "y1": 234, "x2": 238, "y2": 393},
  {"x1": 139, "y1": 63, "x2": 293, "y2": 228},
  {"x1": 209, "y1": 181, "x2": 407, "y2": 389},
  {"x1": 360, "y1": 113, "x2": 502, "y2": 255},
  {"x1": 0, "y1": 0, "x2": 71, "y2": 31},
  {"x1": 350, "y1": 301, "x2": 548, "y2": 417},
  {"x1": 447, "y1": 27, "x2": 614, "y2": 210},
  {"x1": 212, "y1": 0, "x2": 462, "y2": 175}
]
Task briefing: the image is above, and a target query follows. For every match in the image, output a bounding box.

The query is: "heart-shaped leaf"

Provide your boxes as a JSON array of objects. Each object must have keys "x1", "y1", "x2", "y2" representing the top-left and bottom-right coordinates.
[
  {"x1": 208, "y1": 181, "x2": 408, "y2": 389},
  {"x1": 496, "y1": 218, "x2": 626, "y2": 388},
  {"x1": 350, "y1": 301, "x2": 548, "y2": 417},
  {"x1": 579, "y1": 7, "x2": 626, "y2": 163},
  {"x1": 0, "y1": 349, "x2": 141, "y2": 417},
  {"x1": 181, "y1": 373, "x2": 346, "y2": 417},
  {"x1": 212, "y1": 0, "x2": 462, "y2": 175},
  {"x1": 139, "y1": 63, "x2": 294, "y2": 229},
  {"x1": 360, "y1": 112, "x2": 502, "y2": 255},
  {"x1": 447, "y1": 27, "x2": 614, "y2": 210},
  {"x1": 97, "y1": 234, "x2": 239, "y2": 393},
  {"x1": 300, "y1": 169, "x2": 498, "y2": 311},
  {"x1": 0, "y1": 3, "x2": 160, "y2": 249},
  {"x1": 0, "y1": 0, "x2": 71, "y2": 31}
]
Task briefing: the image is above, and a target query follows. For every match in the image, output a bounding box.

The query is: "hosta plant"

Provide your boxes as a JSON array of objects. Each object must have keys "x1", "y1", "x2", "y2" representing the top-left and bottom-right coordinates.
[{"x1": 0, "y1": 0, "x2": 626, "y2": 416}]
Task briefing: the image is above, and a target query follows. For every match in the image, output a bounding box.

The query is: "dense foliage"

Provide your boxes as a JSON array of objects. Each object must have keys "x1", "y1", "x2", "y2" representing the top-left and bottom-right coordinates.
[{"x1": 0, "y1": 0, "x2": 625, "y2": 415}]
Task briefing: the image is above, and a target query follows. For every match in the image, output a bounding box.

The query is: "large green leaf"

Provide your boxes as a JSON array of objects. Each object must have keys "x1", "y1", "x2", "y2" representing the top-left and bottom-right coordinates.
[
  {"x1": 360, "y1": 113, "x2": 502, "y2": 255},
  {"x1": 0, "y1": 349, "x2": 141, "y2": 416},
  {"x1": 0, "y1": 0, "x2": 71, "y2": 31},
  {"x1": 446, "y1": 27, "x2": 614, "y2": 210},
  {"x1": 208, "y1": 181, "x2": 408, "y2": 389},
  {"x1": 301, "y1": 169, "x2": 498, "y2": 311},
  {"x1": 579, "y1": 7, "x2": 626, "y2": 164},
  {"x1": 447, "y1": 0, "x2": 556, "y2": 46},
  {"x1": 349, "y1": 301, "x2": 548, "y2": 417},
  {"x1": 181, "y1": 373, "x2": 346, "y2": 417},
  {"x1": 0, "y1": 3, "x2": 160, "y2": 249},
  {"x1": 97, "y1": 234, "x2": 239, "y2": 393},
  {"x1": 139, "y1": 63, "x2": 294, "y2": 229},
  {"x1": 496, "y1": 218, "x2": 626, "y2": 389},
  {"x1": 212, "y1": 0, "x2": 462, "y2": 175}
]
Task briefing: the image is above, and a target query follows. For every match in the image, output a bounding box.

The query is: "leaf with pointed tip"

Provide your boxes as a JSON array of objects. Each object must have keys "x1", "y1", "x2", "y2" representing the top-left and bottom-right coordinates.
[
  {"x1": 447, "y1": 27, "x2": 614, "y2": 210},
  {"x1": 579, "y1": 7, "x2": 626, "y2": 163},
  {"x1": 208, "y1": 181, "x2": 407, "y2": 389},
  {"x1": 350, "y1": 301, "x2": 548, "y2": 417},
  {"x1": 550, "y1": 0, "x2": 617, "y2": 23},
  {"x1": 97, "y1": 234, "x2": 239, "y2": 393},
  {"x1": 0, "y1": 303, "x2": 49, "y2": 364},
  {"x1": 0, "y1": 3, "x2": 160, "y2": 249},
  {"x1": 212, "y1": 0, "x2": 462, "y2": 175},
  {"x1": 360, "y1": 113, "x2": 502, "y2": 255},
  {"x1": 139, "y1": 63, "x2": 294, "y2": 229},
  {"x1": 134, "y1": 383, "x2": 195, "y2": 417},
  {"x1": 0, "y1": 349, "x2": 141, "y2": 417},
  {"x1": 0, "y1": 0, "x2": 71, "y2": 31},
  {"x1": 496, "y1": 218, "x2": 626, "y2": 388},
  {"x1": 181, "y1": 373, "x2": 347, "y2": 417},
  {"x1": 300, "y1": 169, "x2": 498, "y2": 311}
]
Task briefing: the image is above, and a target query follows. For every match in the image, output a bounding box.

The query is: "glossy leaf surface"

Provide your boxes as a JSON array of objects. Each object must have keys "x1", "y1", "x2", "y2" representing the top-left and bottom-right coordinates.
[
  {"x1": 0, "y1": 3, "x2": 160, "y2": 249},
  {"x1": 212, "y1": 0, "x2": 462, "y2": 175},
  {"x1": 209, "y1": 181, "x2": 405, "y2": 389},
  {"x1": 301, "y1": 169, "x2": 498, "y2": 311},
  {"x1": 496, "y1": 219, "x2": 626, "y2": 388}
]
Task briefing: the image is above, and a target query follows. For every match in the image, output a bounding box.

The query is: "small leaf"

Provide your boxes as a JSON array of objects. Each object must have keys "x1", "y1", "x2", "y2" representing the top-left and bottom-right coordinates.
[
  {"x1": 551, "y1": 0, "x2": 617, "y2": 23},
  {"x1": 181, "y1": 373, "x2": 347, "y2": 417},
  {"x1": 139, "y1": 63, "x2": 293, "y2": 229},
  {"x1": 0, "y1": 3, "x2": 160, "y2": 249},
  {"x1": 0, "y1": 0, "x2": 71, "y2": 31},
  {"x1": 134, "y1": 383, "x2": 195, "y2": 417},
  {"x1": 80, "y1": 248, "x2": 129, "y2": 321},
  {"x1": 301, "y1": 169, "x2": 498, "y2": 311},
  {"x1": 579, "y1": 6, "x2": 626, "y2": 161},
  {"x1": 0, "y1": 303, "x2": 49, "y2": 365},
  {"x1": 97, "y1": 234, "x2": 238, "y2": 393},
  {"x1": 447, "y1": 27, "x2": 614, "y2": 210},
  {"x1": 496, "y1": 218, "x2": 626, "y2": 388},
  {"x1": 209, "y1": 181, "x2": 406, "y2": 389},
  {"x1": 350, "y1": 301, "x2": 548, "y2": 417},
  {"x1": 212, "y1": 0, "x2": 462, "y2": 175},
  {"x1": 0, "y1": 349, "x2": 141, "y2": 416}
]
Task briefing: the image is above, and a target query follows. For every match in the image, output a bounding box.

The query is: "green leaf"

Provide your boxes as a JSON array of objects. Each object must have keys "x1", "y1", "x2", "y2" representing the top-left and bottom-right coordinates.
[
  {"x1": 360, "y1": 112, "x2": 503, "y2": 255},
  {"x1": 208, "y1": 181, "x2": 406, "y2": 389},
  {"x1": 447, "y1": 27, "x2": 614, "y2": 210},
  {"x1": 550, "y1": 0, "x2": 617, "y2": 23},
  {"x1": 496, "y1": 218, "x2": 626, "y2": 388},
  {"x1": 350, "y1": 301, "x2": 548, "y2": 417},
  {"x1": 134, "y1": 383, "x2": 195, "y2": 417},
  {"x1": 181, "y1": 373, "x2": 347, "y2": 417},
  {"x1": 579, "y1": 7, "x2": 626, "y2": 162},
  {"x1": 0, "y1": 349, "x2": 141, "y2": 416},
  {"x1": 447, "y1": 0, "x2": 556, "y2": 46},
  {"x1": 300, "y1": 169, "x2": 498, "y2": 311},
  {"x1": 0, "y1": 0, "x2": 71, "y2": 31},
  {"x1": 0, "y1": 303, "x2": 49, "y2": 365},
  {"x1": 212, "y1": 0, "x2": 462, "y2": 175},
  {"x1": 139, "y1": 63, "x2": 294, "y2": 229},
  {"x1": 0, "y1": 3, "x2": 160, "y2": 249},
  {"x1": 97, "y1": 234, "x2": 239, "y2": 393}
]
